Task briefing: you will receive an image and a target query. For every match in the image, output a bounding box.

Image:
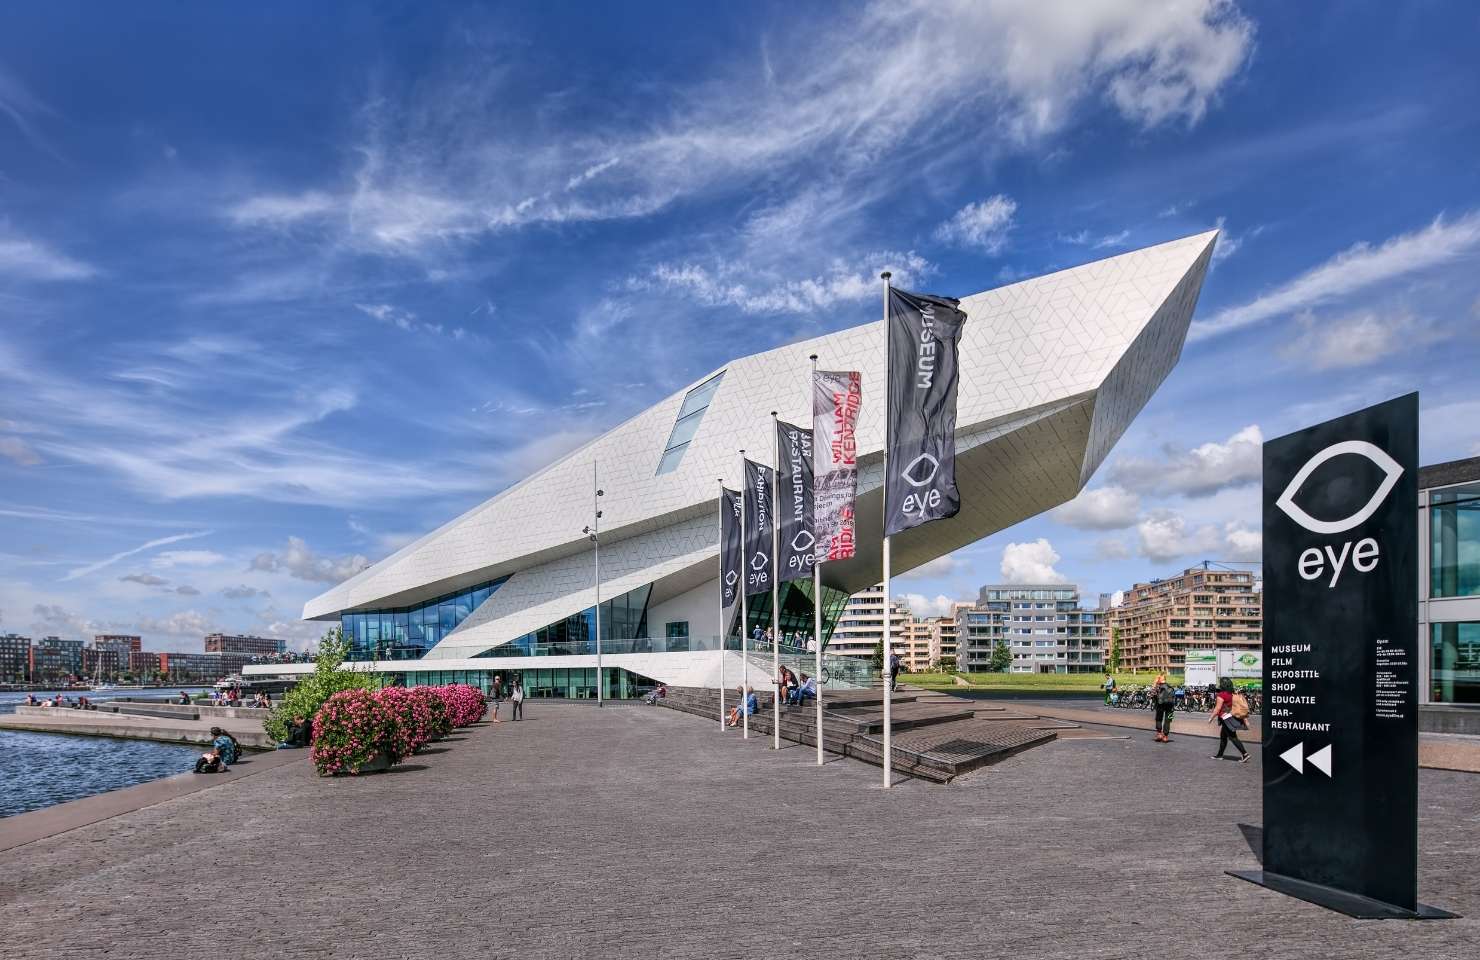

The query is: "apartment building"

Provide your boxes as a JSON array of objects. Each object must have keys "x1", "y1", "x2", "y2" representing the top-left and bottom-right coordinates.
[
  {"x1": 1109, "y1": 565, "x2": 1261, "y2": 674},
  {"x1": 957, "y1": 585, "x2": 1106, "y2": 674},
  {"x1": 898, "y1": 617, "x2": 933, "y2": 672},
  {"x1": 204, "y1": 633, "x2": 285, "y2": 656},
  {"x1": 828, "y1": 584, "x2": 911, "y2": 661},
  {"x1": 1, "y1": 633, "x2": 31, "y2": 681},
  {"x1": 929, "y1": 605, "x2": 967, "y2": 667},
  {"x1": 29, "y1": 636, "x2": 83, "y2": 681}
]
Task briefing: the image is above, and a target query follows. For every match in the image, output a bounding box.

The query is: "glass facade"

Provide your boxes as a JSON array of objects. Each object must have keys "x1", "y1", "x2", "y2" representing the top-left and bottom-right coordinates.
[
  {"x1": 473, "y1": 583, "x2": 651, "y2": 657},
  {"x1": 1431, "y1": 482, "x2": 1480, "y2": 598},
  {"x1": 736, "y1": 579, "x2": 849, "y2": 646},
  {"x1": 655, "y1": 371, "x2": 725, "y2": 475},
  {"x1": 1431, "y1": 622, "x2": 1480, "y2": 705},
  {"x1": 391, "y1": 667, "x2": 656, "y2": 700},
  {"x1": 341, "y1": 578, "x2": 509, "y2": 661}
]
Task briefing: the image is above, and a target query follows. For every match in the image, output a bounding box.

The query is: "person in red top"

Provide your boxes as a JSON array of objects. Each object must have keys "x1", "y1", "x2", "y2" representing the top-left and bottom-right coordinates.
[{"x1": 1208, "y1": 677, "x2": 1249, "y2": 762}]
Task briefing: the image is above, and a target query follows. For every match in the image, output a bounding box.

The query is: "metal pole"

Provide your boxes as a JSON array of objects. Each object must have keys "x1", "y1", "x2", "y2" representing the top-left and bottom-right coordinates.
[
  {"x1": 593, "y1": 460, "x2": 603, "y2": 707},
  {"x1": 718, "y1": 478, "x2": 726, "y2": 730},
  {"x1": 771, "y1": 411, "x2": 781, "y2": 750},
  {"x1": 880, "y1": 271, "x2": 893, "y2": 789},
  {"x1": 740, "y1": 449, "x2": 749, "y2": 740},
  {"x1": 810, "y1": 353, "x2": 824, "y2": 766}
]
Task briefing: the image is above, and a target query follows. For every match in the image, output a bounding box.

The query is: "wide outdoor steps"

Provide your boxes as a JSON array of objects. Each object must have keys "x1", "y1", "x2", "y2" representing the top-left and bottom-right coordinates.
[{"x1": 654, "y1": 685, "x2": 1075, "y2": 782}]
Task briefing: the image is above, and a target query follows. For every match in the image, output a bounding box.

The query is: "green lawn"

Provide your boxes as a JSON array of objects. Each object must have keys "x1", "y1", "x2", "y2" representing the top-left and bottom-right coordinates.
[{"x1": 901, "y1": 671, "x2": 1182, "y2": 694}]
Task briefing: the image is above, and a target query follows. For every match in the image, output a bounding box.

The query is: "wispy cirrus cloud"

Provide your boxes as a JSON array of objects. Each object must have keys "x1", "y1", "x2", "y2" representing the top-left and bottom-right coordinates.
[
  {"x1": 1191, "y1": 211, "x2": 1480, "y2": 341},
  {"x1": 61, "y1": 530, "x2": 213, "y2": 582},
  {"x1": 935, "y1": 196, "x2": 1017, "y2": 253},
  {"x1": 0, "y1": 227, "x2": 95, "y2": 281}
]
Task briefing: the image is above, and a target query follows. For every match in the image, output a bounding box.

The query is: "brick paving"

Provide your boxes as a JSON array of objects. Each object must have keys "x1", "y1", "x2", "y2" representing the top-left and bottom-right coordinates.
[{"x1": 0, "y1": 702, "x2": 1476, "y2": 959}]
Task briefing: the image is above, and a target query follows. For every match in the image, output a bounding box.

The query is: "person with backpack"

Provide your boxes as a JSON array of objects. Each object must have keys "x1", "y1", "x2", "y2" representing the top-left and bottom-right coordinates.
[
  {"x1": 887, "y1": 649, "x2": 902, "y2": 693},
  {"x1": 1208, "y1": 676, "x2": 1250, "y2": 762},
  {"x1": 1151, "y1": 673, "x2": 1175, "y2": 742}
]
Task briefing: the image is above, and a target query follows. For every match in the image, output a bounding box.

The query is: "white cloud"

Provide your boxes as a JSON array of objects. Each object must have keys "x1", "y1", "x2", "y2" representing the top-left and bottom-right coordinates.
[
  {"x1": 222, "y1": 585, "x2": 268, "y2": 600},
  {"x1": 898, "y1": 554, "x2": 971, "y2": 581},
  {"x1": 934, "y1": 195, "x2": 1016, "y2": 253},
  {"x1": 1136, "y1": 511, "x2": 1260, "y2": 564},
  {"x1": 1051, "y1": 485, "x2": 1140, "y2": 530},
  {"x1": 135, "y1": 609, "x2": 219, "y2": 637},
  {"x1": 1278, "y1": 308, "x2": 1449, "y2": 370},
  {"x1": 225, "y1": 190, "x2": 337, "y2": 227},
  {"x1": 630, "y1": 250, "x2": 932, "y2": 315},
  {"x1": 0, "y1": 436, "x2": 41, "y2": 465},
  {"x1": 174, "y1": 585, "x2": 201, "y2": 596},
  {"x1": 1000, "y1": 539, "x2": 1068, "y2": 584},
  {"x1": 1109, "y1": 425, "x2": 1262, "y2": 497},
  {"x1": 61, "y1": 530, "x2": 214, "y2": 582},
  {"x1": 151, "y1": 550, "x2": 227, "y2": 569},
  {"x1": 0, "y1": 229, "x2": 95, "y2": 281},
  {"x1": 1095, "y1": 538, "x2": 1132, "y2": 560},
  {"x1": 119, "y1": 572, "x2": 169, "y2": 587},
  {"x1": 1192, "y1": 211, "x2": 1480, "y2": 341},
  {"x1": 902, "y1": 593, "x2": 956, "y2": 618},
  {"x1": 250, "y1": 536, "x2": 370, "y2": 585}
]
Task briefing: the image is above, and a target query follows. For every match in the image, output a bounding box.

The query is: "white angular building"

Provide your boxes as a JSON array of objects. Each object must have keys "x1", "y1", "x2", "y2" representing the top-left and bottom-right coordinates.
[{"x1": 246, "y1": 231, "x2": 1218, "y2": 698}]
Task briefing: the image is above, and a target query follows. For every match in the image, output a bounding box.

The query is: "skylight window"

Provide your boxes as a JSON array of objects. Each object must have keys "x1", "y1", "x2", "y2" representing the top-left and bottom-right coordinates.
[{"x1": 656, "y1": 370, "x2": 725, "y2": 475}]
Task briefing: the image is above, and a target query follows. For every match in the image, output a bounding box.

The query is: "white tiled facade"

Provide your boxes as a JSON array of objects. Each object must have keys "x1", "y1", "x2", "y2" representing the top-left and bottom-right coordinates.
[{"x1": 290, "y1": 232, "x2": 1217, "y2": 685}]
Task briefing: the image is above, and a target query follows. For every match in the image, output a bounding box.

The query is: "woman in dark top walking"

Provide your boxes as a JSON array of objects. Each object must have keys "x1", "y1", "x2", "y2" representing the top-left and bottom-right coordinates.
[{"x1": 1208, "y1": 677, "x2": 1249, "y2": 762}]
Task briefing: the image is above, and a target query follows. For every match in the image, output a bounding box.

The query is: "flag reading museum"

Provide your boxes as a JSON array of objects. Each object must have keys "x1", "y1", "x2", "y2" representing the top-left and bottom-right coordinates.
[
  {"x1": 884, "y1": 288, "x2": 966, "y2": 537},
  {"x1": 743, "y1": 458, "x2": 776, "y2": 596},
  {"x1": 813, "y1": 370, "x2": 862, "y2": 561},
  {"x1": 720, "y1": 487, "x2": 743, "y2": 609},
  {"x1": 776, "y1": 420, "x2": 815, "y2": 582}
]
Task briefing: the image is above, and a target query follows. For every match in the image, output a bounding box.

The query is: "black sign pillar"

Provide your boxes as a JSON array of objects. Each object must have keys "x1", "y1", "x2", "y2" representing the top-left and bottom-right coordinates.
[{"x1": 1230, "y1": 393, "x2": 1454, "y2": 918}]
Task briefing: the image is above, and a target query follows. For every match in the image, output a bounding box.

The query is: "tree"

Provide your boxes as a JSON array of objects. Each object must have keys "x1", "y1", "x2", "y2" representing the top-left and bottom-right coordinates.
[
  {"x1": 934, "y1": 655, "x2": 957, "y2": 674},
  {"x1": 263, "y1": 626, "x2": 374, "y2": 743},
  {"x1": 989, "y1": 640, "x2": 1012, "y2": 672},
  {"x1": 871, "y1": 638, "x2": 884, "y2": 671},
  {"x1": 1109, "y1": 627, "x2": 1122, "y2": 673}
]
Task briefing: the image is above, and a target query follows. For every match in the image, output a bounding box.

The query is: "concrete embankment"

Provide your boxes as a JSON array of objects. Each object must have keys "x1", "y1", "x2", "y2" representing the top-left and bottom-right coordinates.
[{"x1": 0, "y1": 705, "x2": 275, "y2": 750}]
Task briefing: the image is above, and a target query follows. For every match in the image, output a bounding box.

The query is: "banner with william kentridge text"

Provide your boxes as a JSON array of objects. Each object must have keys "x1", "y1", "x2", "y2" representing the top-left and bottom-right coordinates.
[
  {"x1": 884, "y1": 287, "x2": 966, "y2": 537},
  {"x1": 776, "y1": 420, "x2": 814, "y2": 582},
  {"x1": 743, "y1": 458, "x2": 776, "y2": 597},
  {"x1": 813, "y1": 370, "x2": 862, "y2": 562},
  {"x1": 719, "y1": 486, "x2": 743, "y2": 609}
]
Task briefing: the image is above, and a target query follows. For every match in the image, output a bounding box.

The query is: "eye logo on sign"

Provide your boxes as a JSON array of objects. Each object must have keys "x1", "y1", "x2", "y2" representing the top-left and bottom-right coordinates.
[
  {"x1": 724, "y1": 570, "x2": 738, "y2": 587},
  {"x1": 1274, "y1": 440, "x2": 1404, "y2": 535},
  {"x1": 750, "y1": 552, "x2": 768, "y2": 571},
  {"x1": 901, "y1": 452, "x2": 939, "y2": 488},
  {"x1": 790, "y1": 529, "x2": 815, "y2": 553}
]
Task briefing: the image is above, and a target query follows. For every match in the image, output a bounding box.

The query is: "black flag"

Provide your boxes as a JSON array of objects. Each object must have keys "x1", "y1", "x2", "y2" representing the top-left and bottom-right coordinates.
[
  {"x1": 776, "y1": 420, "x2": 814, "y2": 582},
  {"x1": 743, "y1": 458, "x2": 776, "y2": 596},
  {"x1": 884, "y1": 287, "x2": 967, "y2": 537},
  {"x1": 719, "y1": 487, "x2": 743, "y2": 609}
]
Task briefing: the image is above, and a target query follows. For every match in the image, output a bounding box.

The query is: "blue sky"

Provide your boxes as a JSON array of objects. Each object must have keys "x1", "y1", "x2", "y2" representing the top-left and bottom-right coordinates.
[{"x1": 2, "y1": 1, "x2": 1478, "y2": 647}]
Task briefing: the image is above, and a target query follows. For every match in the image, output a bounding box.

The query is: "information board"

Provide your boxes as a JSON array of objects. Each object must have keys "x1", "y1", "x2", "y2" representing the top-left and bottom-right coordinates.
[{"x1": 1232, "y1": 393, "x2": 1450, "y2": 918}]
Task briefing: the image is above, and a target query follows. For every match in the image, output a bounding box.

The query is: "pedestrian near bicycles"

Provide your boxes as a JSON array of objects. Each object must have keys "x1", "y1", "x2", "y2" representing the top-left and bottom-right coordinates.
[
  {"x1": 1151, "y1": 672, "x2": 1175, "y2": 742},
  {"x1": 1209, "y1": 676, "x2": 1250, "y2": 762},
  {"x1": 1102, "y1": 673, "x2": 1116, "y2": 705}
]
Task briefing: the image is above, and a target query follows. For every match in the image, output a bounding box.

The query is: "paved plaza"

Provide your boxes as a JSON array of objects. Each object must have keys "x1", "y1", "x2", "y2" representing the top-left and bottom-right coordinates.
[{"x1": 1, "y1": 702, "x2": 1476, "y2": 959}]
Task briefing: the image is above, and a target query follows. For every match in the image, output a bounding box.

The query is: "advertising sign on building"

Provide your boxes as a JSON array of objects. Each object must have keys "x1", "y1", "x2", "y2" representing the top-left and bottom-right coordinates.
[
  {"x1": 1218, "y1": 649, "x2": 1262, "y2": 679},
  {"x1": 1231, "y1": 393, "x2": 1453, "y2": 918}
]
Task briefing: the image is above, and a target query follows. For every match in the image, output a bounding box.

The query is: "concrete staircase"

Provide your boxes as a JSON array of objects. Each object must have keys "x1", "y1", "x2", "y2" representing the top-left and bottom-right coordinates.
[{"x1": 653, "y1": 685, "x2": 1078, "y2": 782}]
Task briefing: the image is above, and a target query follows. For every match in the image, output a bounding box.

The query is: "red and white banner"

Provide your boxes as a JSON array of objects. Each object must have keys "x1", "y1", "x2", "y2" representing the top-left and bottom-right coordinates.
[{"x1": 812, "y1": 369, "x2": 862, "y2": 562}]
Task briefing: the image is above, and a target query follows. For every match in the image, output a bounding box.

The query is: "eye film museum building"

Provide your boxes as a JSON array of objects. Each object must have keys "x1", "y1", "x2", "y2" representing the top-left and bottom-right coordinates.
[{"x1": 244, "y1": 232, "x2": 1220, "y2": 699}]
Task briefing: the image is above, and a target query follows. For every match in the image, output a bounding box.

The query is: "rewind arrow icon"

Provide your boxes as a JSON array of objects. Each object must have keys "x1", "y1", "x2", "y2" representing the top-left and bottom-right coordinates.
[{"x1": 1279, "y1": 741, "x2": 1332, "y2": 777}]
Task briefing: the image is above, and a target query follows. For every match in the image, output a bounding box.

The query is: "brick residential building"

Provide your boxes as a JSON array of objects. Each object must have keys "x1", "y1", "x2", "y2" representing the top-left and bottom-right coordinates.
[
  {"x1": 1109, "y1": 565, "x2": 1262, "y2": 674},
  {"x1": 203, "y1": 633, "x2": 285, "y2": 656},
  {"x1": 93, "y1": 634, "x2": 143, "y2": 653}
]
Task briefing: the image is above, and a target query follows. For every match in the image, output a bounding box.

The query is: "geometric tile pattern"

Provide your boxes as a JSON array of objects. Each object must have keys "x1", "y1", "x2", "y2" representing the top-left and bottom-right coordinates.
[{"x1": 303, "y1": 231, "x2": 1219, "y2": 662}]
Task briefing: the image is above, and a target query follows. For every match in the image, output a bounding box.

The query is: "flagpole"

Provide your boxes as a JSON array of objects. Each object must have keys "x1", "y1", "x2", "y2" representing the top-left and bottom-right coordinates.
[
  {"x1": 770, "y1": 411, "x2": 782, "y2": 750},
  {"x1": 880, "y1": 271, "x2": 893, "y2": 789},
  {"x1": 810, "y1": 352, "x2": 824, "y2": 767},
  {"x1": 740, "y1": 449, "x2": 749, "y2": 740},
  {"x1": 717, "y1": 478, "x2": 726, "y2": 731}
]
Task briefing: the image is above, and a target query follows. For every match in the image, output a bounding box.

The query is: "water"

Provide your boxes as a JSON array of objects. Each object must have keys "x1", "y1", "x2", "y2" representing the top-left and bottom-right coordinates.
[{"x1": 0, "y1": 688, "x2": 215, "y2": 818}]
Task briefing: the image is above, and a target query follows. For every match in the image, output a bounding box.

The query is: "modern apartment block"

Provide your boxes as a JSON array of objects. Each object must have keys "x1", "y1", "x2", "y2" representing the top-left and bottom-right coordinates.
[
  {"x1": 957, "y1": 585, "x2": 1106, "y2": 674},
  {"x1": 1109, "y1": 566, "x2": 1261, "y2": 674},
  {"x1": 898, "y1": 617, "x2": 933, "y2": 672},
  {"x1": 203, "y1": 633, "x2": 285, "y2": 656},
  {"x1": 929, "y1": 605, "x2": 967, "y2": 667},
  {"x1": 93, "y1": 634, "x2": 142, "y2": 653},
  {"x1": 828, "y1": 584, "x2": 911, "y2": 662},
  {"x1": 1, "y1": 633, "x2": 31, "y2": 681},
  {"x1": 29, "y1": 636, "x2": 83, "y2": 681},
  {"x1": 157, "y1": 651, "x2": 255, "y2": 682},
  {"x1": 1420, "y1": 456, "x2": 1480, "y2": 713}
]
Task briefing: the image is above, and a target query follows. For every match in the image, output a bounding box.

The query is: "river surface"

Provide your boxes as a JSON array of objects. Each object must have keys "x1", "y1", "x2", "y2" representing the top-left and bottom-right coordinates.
[{"x1": 0, "y1": 688, "x2": 214, "y2": 818}]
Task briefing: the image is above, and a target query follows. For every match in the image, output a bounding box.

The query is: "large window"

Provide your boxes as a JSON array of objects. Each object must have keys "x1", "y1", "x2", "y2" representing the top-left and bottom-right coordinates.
[
  {"x1": 655, "y1": 371, "x2": 725, "y2": 475},
  {"x1": 342, "y1": 577, "x2": 508, "y2": 661},
  {"x1": 1432, "y1": 622, "x2": 1480, "y2": 705},
  {"x1": 1431, "y1": 483, "x2": 1480, "y2": 598},
  {"x1": 474, "y1": 582, "x2": 653, "y2": 657}
]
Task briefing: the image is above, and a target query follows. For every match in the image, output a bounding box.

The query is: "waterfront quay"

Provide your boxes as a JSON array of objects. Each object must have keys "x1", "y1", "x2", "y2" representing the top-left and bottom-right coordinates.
[{"x1": 1, "y1": 703, "x2": 1476, "y2": 959}]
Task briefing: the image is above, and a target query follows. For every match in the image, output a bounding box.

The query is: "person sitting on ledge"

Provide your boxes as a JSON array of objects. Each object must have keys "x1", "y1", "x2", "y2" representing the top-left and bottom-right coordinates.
[
  {"x1": 280, "y1": 715, "x2": 312, "y2": 748},
  {"x1": 25, "y1": 693, "x2": 37, "y2": 706},
  {"x1": 789, "y1": 673, "x2": 816, "y2": 706},
  {"x1": 194, "y1": 748, "x2": 222, "y2": 774},
  {"x1": 210, "y1": 727, "x2": 238, "y2": 767},
  {"x1": 642, "y1": 684, "x2": 668, "y2": 705}
]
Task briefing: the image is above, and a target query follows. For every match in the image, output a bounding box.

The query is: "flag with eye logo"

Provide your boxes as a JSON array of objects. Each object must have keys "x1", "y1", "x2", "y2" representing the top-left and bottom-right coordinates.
[
  {"x1": 884, "y1": 287, "x2": 966, "y2": 537},
  {"x1": 776, "y1": 419, "x2": 814, "y2": 582},
  {"x1": 743, "y1": 458, "x2": 776, "y2": 596}
]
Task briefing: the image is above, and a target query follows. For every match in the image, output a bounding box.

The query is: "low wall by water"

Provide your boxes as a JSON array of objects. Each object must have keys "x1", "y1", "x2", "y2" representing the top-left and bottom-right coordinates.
[{"x1": 6, "y1": 706, "x2": 275, "y2": 749}]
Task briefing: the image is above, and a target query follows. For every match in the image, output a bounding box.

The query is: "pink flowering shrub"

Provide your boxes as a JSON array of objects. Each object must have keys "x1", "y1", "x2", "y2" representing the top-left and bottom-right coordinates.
[
  {"x1": 410, "y1": 685, "x2": 452, "y2": 740},
  {"x1": 438, "y1": 683, "x2": 486, "y2": 727},
  {"x1": 374, "y1": 686, "x2": 433, "y2": 758},
  {"x1": 310, "y1": 688, "x2": 400, "y2": 776}
]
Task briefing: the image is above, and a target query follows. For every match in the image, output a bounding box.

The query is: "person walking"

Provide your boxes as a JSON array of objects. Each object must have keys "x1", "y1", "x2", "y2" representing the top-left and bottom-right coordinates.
[
  {"x1": 1151, "y1": 672, "x2": 1175, "y2": 742},
  {"x1": 490, "y1": 673, "x2": 504, "y2": 723},
  {"x1": 511, "y1": 680, "x2": 525, "y2": 721},
  {"x1": 1209, "y1": 677, "x2": 1250, "y2": 762},
  {"x1": 887, "y1": 649, "x2": 902, "y2": 693}
]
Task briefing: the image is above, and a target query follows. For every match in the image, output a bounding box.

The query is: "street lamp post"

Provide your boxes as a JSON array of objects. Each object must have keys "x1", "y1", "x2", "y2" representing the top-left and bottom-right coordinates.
[{"x1": 582, "y1": 461, "x2": 605, "y2": 707}]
